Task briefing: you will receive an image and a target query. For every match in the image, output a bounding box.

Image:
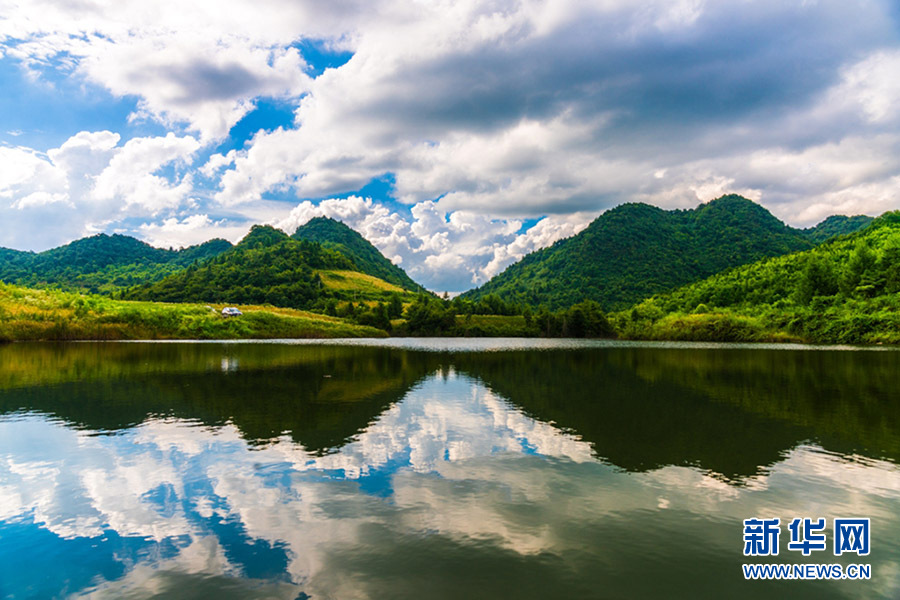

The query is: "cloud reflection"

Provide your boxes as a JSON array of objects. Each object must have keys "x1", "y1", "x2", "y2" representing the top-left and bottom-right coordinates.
[{"x1": 0, "y1": 372, "x2": 898, "y2": 599}]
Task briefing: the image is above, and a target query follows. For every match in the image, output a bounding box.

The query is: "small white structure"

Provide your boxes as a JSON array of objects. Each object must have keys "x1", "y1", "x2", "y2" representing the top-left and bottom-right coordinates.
[{"x1": 221, "y1": 307, "x2": 243, "y2": 317}]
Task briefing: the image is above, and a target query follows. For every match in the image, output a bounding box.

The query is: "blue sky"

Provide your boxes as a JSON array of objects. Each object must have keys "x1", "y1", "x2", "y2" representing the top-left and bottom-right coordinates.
[{"x1": 1, "y1": 0, "x2": 899, "y2": 292}]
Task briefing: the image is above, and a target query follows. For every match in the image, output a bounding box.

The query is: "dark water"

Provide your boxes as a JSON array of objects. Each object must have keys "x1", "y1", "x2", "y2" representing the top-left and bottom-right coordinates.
[{"x1": 0, "y1": 340, "x2": 898, "y2": 599}]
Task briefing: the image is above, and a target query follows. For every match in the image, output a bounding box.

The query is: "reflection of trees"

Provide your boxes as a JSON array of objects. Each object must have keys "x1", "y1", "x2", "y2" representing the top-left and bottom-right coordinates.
[
  {"x1": 617, "y1": 348, "x2": 900, "y2": 460},
  {"x1": 454, "y1": 347, "x2": 900, "y2": 479},
  {"x1": 3, "y1": 342, "x2": 898, "y2": 477},
  {"x1": 0, "y1": 343, "x2": 440, "y2": 453}
]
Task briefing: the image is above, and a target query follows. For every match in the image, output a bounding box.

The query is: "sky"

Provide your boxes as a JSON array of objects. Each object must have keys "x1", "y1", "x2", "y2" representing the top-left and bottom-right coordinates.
[{"x1": 1, "y1": 0, "x2": 899, "y2": 293}]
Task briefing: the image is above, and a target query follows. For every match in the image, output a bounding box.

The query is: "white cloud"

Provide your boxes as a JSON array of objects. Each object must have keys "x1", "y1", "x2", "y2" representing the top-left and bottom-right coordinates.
[
  {"x1": 834, "y1": 50, "x2": 900, "y2": 125},
  {"x1": 11, "y1": 191, "x2": 69, "y2": 209},
  {"x1": 275, "y1": 196, "x2": 589, "y2": 292},
  {"x1": 0, "y1": 145, "x2": 68, "y2": 203},
  {"x1": 204, "y1": 0, "x2": 899, "y2": 222},
  {"x1": 138, "y1": 214, "x2": 251, "y2": 249},
  {"x1": 0, "y1": 131, "x2": 200, "y2": 250},
  {"x1": 80, "y1": 38, "x2": 310, "y2": 141},
  {"x1": 93, "y1": 133, "x2": 200, "y2": 212},
  {"x1": 0, "y1": 0, "x2": 335, "y2": 140}
]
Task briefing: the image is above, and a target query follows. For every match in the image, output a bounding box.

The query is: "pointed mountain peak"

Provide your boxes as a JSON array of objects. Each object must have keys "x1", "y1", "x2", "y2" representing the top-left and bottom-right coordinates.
[
  {"x1": 461, "y1": 195, "x2": 815, "y2": 311},
  {"x1": 293, "y1": 216, "x2": 423, "y2": 291}
]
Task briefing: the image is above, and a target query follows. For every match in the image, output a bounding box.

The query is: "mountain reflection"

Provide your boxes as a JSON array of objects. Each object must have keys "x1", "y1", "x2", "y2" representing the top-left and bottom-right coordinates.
[
  {"x1": 1, "y1": 342, "x2": 899, "y2": 599},
  {"x1": 2, "y1": 341, "x2": 899, "y2": 475},
  {"x1": 453, "y1": 347, "x2": 900, "y2": 477},
  {"x1": 0, "y1": 342, "x2": 439, "y2": 452}
]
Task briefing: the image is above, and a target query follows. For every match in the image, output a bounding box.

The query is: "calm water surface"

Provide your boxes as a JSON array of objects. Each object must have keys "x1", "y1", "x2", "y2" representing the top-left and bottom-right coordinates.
[{"x1": 0, "y1": 339, "x2": 898, "y2": 599}]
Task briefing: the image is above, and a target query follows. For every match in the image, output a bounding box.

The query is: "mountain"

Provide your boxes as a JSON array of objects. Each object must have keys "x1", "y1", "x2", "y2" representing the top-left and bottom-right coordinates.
[
  {"x1": 802, "y1": 215, "x2": 873, "y2": 243},
  {"x1": 462, "y1": 195, "x2": 821, "y2": 311},
  {"x1": 0, "y1": 234, "x2": 233, "y2": 293},
  {"x1": 124, "y1": 225, "x2": 348, "y2": 307},
  {"x1": 622, "y1": 211, "x2": 900, "y2": 344},
  {"x1": 292, "y1": 217, "x2": 422, "y2": 291},
  {"x1": 123, "y1": 225, "x2": 412, "y2": 310}
]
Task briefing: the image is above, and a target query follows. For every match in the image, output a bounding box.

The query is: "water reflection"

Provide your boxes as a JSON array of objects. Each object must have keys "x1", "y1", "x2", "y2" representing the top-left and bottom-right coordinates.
[{"x1": 0, "y1": 342, "x2": 899, "y2": 599}]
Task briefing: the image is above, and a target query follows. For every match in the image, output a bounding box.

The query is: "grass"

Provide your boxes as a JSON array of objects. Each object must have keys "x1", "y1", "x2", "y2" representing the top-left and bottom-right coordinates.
[
  {"x1": 0, "y1": 282, "x2": 387, "y2": 341},
  {"x1": 613, "y1": 311, "x2": 803, "y2": 343},
  {"x1": 317, "y1": 270, "x2": 409, "y2": 294},
  {"x1": 613, "y1": 297, "x2": 900, "y2": 345}
]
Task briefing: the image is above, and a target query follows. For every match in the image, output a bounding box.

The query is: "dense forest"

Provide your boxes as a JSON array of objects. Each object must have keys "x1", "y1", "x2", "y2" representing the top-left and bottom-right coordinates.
[
  {"x1": 801, "y1": 215, "x2": 874, "y2": 243},
  {"x1": 0, "y1": 234, "x2": 232, "y2": 293},
  {"x1": 123, "y1": 225, "x2": 357, "y2": 309},
  {"x1": 462, "y1": 195, "x2": 872, "y2": 311},
  {"x1": 618, "y1": 212, "x2": 900, "y2": 344}
]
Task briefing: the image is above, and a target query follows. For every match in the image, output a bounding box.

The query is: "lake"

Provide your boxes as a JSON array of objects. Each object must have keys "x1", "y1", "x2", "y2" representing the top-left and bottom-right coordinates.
[{"x1": 0, "y1": 339, "x2": 898, "y2": 599}]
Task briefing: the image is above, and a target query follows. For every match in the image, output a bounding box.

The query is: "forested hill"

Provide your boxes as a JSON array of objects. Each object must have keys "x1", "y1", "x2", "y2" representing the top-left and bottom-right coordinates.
[
  {"x1": 622, "y1": 211, "x2": 900, "y2": 344},
  {"x1": 802, "y1": 215, "x2": 873, "y2": 243},
  {"x1": 122, "y1": 225, "x2": 411, "y2": 310},
  {"x1": 292, "y1": 217, "x2": 423, "y2": 291},
  {"x1": 0, "y1": 234, "x2": 232, "y2": 293},
  {"x1": 462, "y1": 195, "x2": 864, "y2": 311}
]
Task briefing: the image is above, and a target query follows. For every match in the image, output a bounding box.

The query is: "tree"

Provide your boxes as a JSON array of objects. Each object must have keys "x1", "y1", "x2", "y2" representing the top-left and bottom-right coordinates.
[
  {"x1": 795, "y1": 254, "x2": 838, "y2": 305},
  {"x1": 841, "y1": 241, "x2": 878, "y2": 297},
  {"x1": 404, "y1": 295, "x2": 456, "y2": 335},
  {"x1": 388, "y1": 294, "x2": 404, "y2": 319},
  {"x1": 879, "y1": 237, "x2": 900, "y2": 294}
]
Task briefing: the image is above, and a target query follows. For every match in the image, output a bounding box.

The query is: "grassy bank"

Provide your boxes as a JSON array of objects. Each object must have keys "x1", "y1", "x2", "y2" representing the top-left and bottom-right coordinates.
[
  {"x1": 6, "y1": 280, "x2": 899, "y2": 345},
  {"x1": 613, "y1": 302, "x2": 900, "y2": 345},
  {"x1": 0, "y1": 283, "x2": 386, "y2": 341},
  {"x1": 611, "y1": 310, "x2": 803, "y2": 343}
]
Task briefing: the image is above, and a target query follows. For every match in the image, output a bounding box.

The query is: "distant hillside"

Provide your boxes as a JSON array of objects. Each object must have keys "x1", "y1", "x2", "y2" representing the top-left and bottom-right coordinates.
[
  {"x1": 802, "y1": 215, "x2": 873, "y2": 243},
  {"x1": 620, "y1": 212, "x2": 900, "y2": 344},
  {"x1": 292, "y1": 217, "x2": 422, "y2": 291},
  {"x1": 0, "y1": 234, "x2": 232, "y2": 293},
  {"x1": 463, "y1": 195, "x2": 818, "y2": 311},
  {"x1": 123, "y1": 225, "x2": 413, "y2": 310}
]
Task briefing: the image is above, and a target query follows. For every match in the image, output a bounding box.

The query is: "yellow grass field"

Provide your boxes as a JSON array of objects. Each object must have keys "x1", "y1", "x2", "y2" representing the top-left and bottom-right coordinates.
[{"x1": 316, "y1": 270, "x2": 410, "y2": 294}]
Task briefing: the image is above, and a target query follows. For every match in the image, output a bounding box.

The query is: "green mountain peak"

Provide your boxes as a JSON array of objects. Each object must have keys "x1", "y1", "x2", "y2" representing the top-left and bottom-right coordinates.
[
  {"x1": 292, "y1": 217, "x2": 422, "y2": 291},
  {"x1": 236, "y1": 225, "x2": 291, "y2": 249},
  {"x1": 461, "y1": 195, "x2": 870, "y2": 311}
]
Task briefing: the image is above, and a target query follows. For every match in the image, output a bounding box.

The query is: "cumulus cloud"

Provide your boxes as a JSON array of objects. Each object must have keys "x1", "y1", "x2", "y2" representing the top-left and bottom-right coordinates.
[
  {"x1": 0, "y1": 0, "x2": 338, "y2": 140},
  {"x1": 0, "y1": 145, "x2": 68, "y2": 206},
  {"x1": 138, "y1": 214, "x2": 253, "y2": 249},
  {"x1": 0, "y1": 131, "x2": 199, "y2": 250},
  {"x1": 275, "y1": 196, "x2": 590, "y2": 291},
  {"x1": 93, "y1": 133, "x2": 200, "y2": 212},
  {"x1": 211, "y1": 0, "x2": 900, "y2": 219}
]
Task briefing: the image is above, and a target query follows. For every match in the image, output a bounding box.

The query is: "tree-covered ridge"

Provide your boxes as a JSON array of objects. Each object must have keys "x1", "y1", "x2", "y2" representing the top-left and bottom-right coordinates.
[
  {"x1": 123, "y1": 225, "x2": 359, "y2": 309},
  {"x1": 0, "y1": 234, "x2": 233, "y2": 294},
  {"x1": 619, "y1": 212, "x2": 900, "y2": 344},
  {"x1": 802, "y1": 214, "x2": 873, "y2": 243},
  {"x1": 462, "y1": 195, "x2": 820, "y2": 311},
  {"x1": 292, "y1": 217, "x2": 423, "y2": 291}
]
